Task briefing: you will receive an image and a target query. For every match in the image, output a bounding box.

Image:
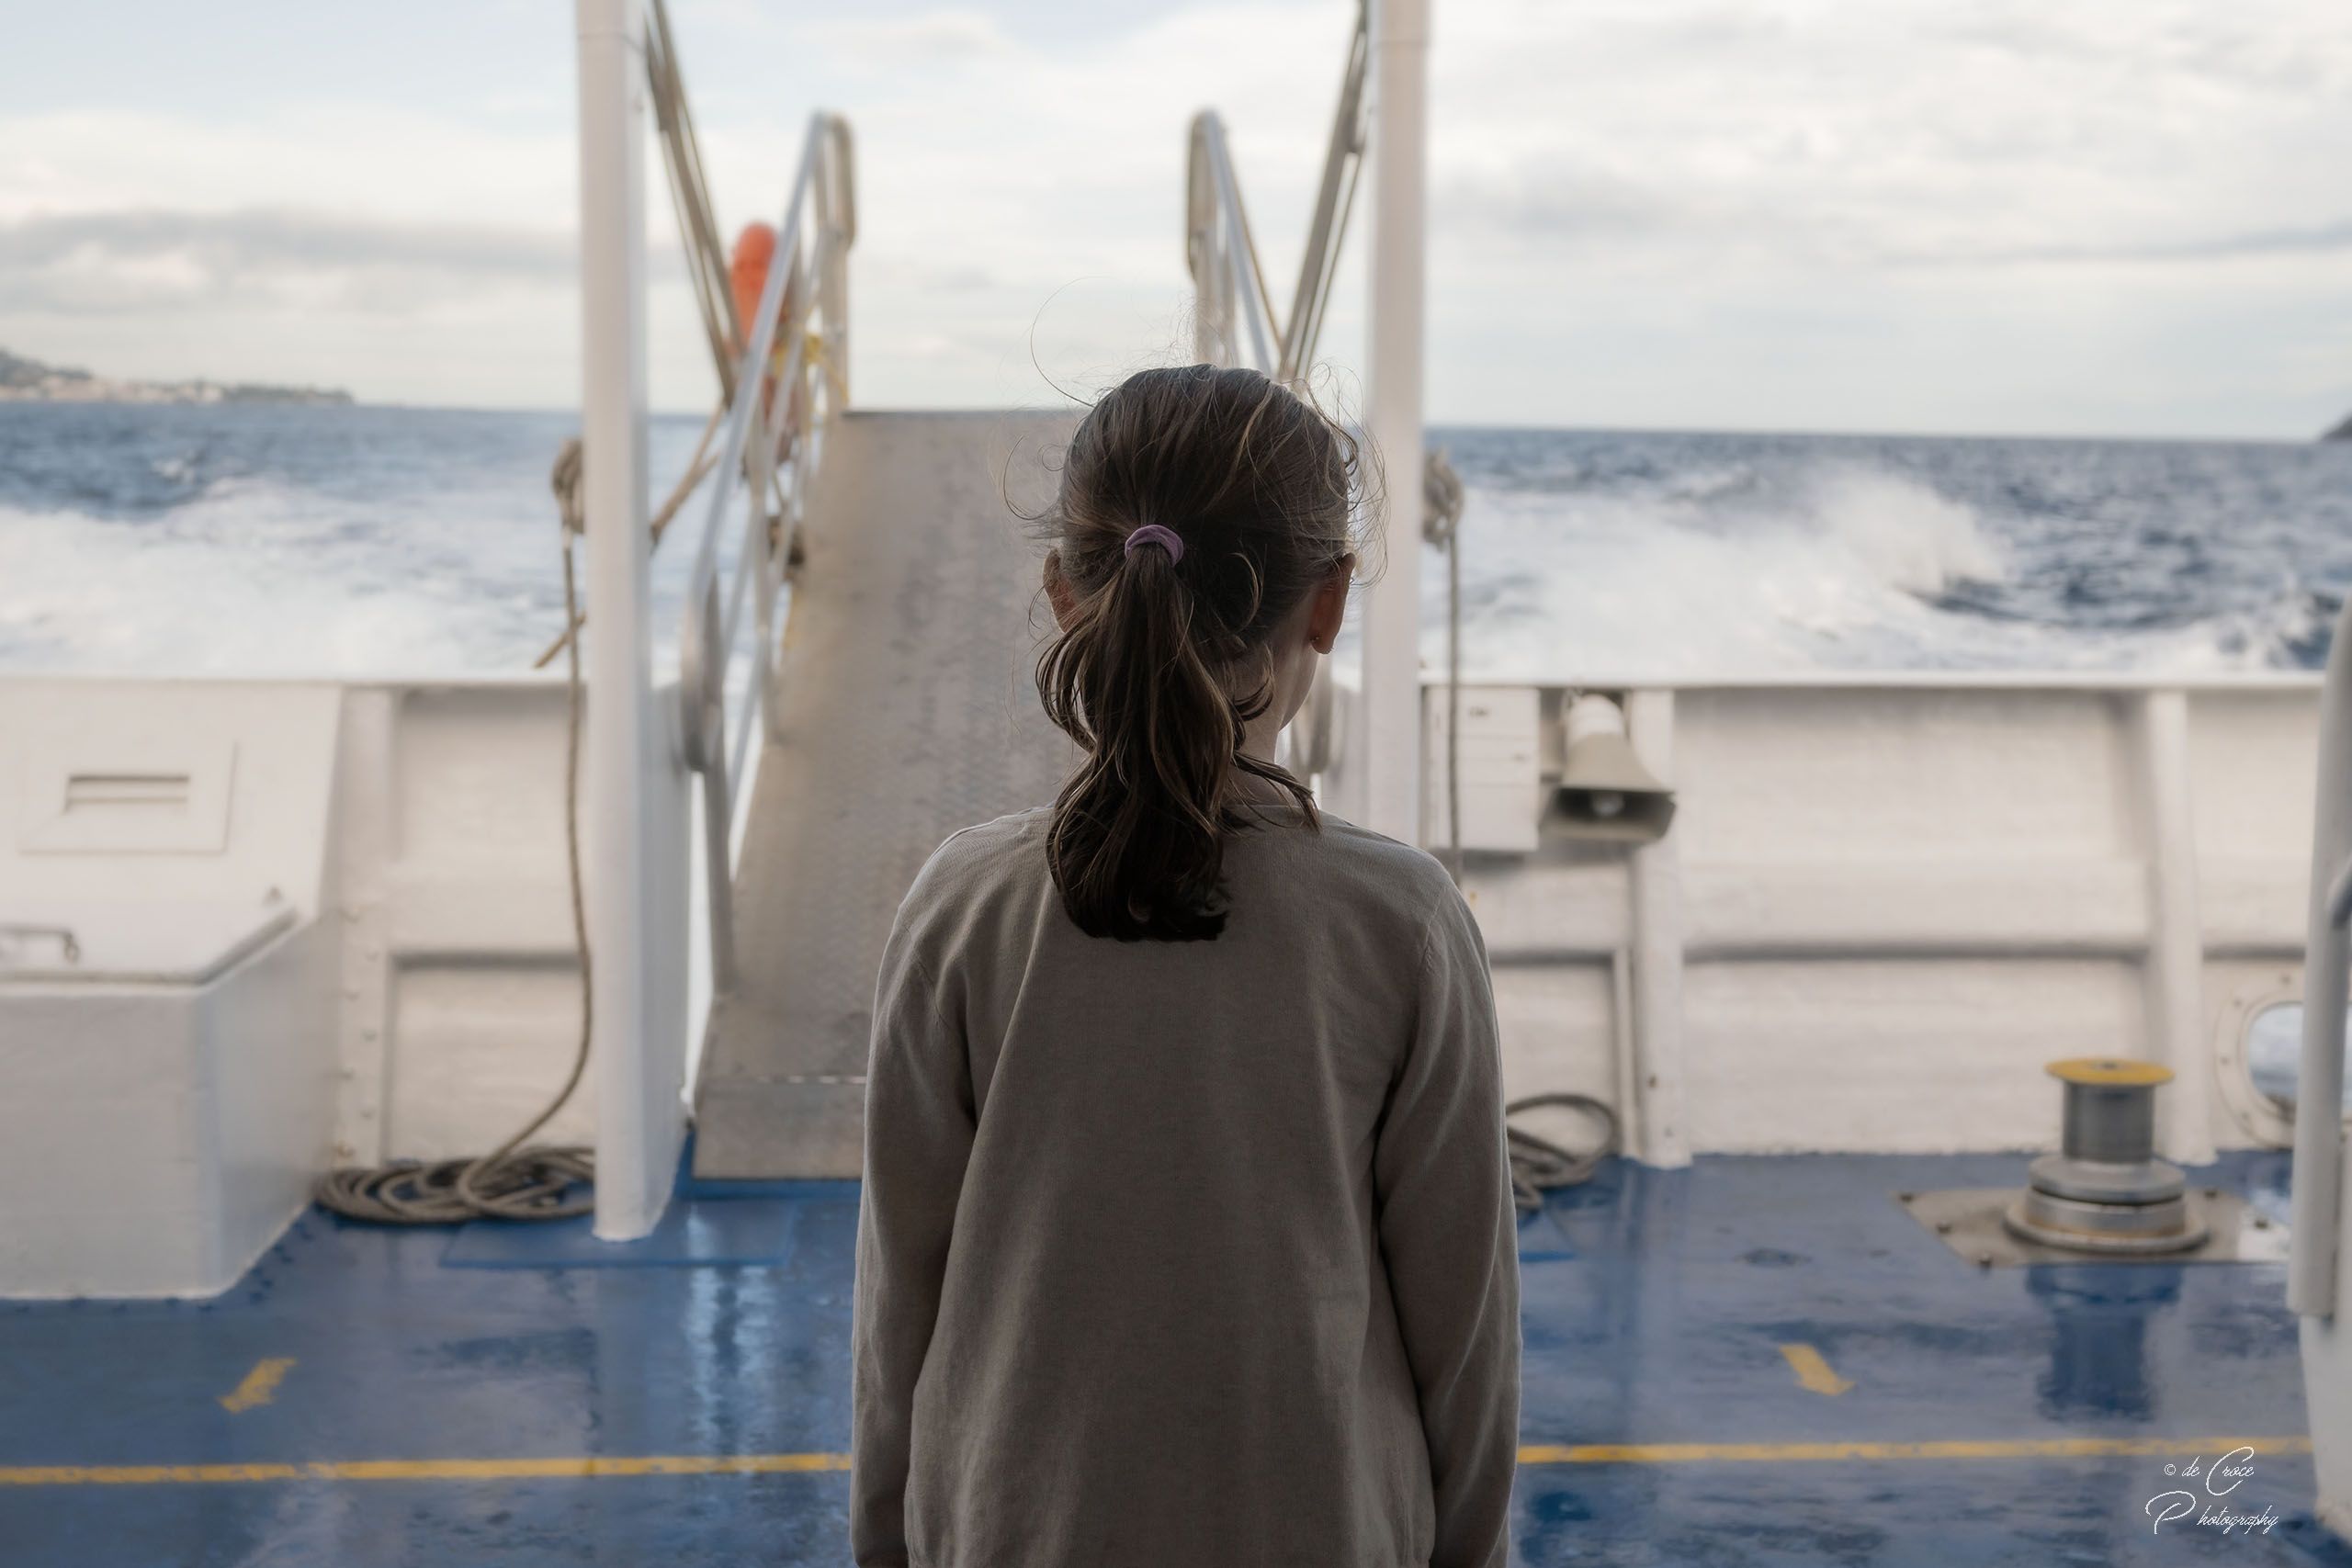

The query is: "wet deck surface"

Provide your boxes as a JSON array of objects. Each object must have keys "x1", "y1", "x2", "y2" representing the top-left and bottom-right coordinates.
[{"x1": 3, "y1": 1150, "x2": 2345, "y2": 1566}]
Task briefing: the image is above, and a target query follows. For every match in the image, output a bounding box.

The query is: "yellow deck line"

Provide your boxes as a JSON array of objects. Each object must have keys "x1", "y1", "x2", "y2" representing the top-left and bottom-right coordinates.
[
  {"x1": 1517, "y1": 1436, "x2": 2312, "y2": 1465},
  {"x1": 0, "y1": 1437, "x2": 2310, "y2": 1486},
  {"x1": 0, "y1": 1455, "x2": 854, "y2": 1485}
]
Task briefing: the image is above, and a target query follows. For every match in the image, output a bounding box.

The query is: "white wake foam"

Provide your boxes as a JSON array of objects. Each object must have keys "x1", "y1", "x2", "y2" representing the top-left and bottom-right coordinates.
[
  {"x1": 1401, "y1": 458, "x2": 2304, "y2": 680},
  {"x1": 0, "y1": 433, "x2": 2326, "y2": 682},
  {"x1": 0, "y1": 423, "x2": 718, "y2": 677}
]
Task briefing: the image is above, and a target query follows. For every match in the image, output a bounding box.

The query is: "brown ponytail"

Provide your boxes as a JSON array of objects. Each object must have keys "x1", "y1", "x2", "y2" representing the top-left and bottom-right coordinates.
[{"x1": 1035, "y1": 365, "x2": 1371, "y2": 942}]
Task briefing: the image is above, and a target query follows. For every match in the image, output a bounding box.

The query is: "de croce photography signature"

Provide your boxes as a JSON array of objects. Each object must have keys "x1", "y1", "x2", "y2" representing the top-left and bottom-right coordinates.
[{"x1": 2146, "y1": 1448, "x2": 2284, "y2": 1538}]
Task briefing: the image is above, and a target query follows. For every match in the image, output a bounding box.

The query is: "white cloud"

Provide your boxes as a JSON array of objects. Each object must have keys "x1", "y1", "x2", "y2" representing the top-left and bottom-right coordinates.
[
  {"x1": 1, "y1": 0, "x2": 2348, "y2": 433},
  {"x1": 813, "y1": 9, "x2": 1020, "y2": 62},
  {"x1": 0, "y1": 209, "x2": 574, "y2": 313}
]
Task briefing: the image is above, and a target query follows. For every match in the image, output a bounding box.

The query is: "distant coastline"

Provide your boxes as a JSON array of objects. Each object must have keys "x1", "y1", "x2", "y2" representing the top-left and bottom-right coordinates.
[
  {"x1": 0, "y1": 346, "x2": 352, "y2": 407},
  {"x1": 2328, "y1": 412, "x2": 2352, "y2": 442}
]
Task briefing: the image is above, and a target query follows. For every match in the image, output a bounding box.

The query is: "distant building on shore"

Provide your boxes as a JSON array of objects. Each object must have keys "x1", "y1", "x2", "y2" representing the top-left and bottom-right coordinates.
[{"x1": 0, "y1": 347, "x2": 352, "y2": 407}]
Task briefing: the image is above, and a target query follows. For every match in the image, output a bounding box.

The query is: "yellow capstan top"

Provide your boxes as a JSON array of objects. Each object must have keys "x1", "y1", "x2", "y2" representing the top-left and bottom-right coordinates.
[{"x1": 2046, "y1": 1056, "x2": 2174, "y2": 1088}]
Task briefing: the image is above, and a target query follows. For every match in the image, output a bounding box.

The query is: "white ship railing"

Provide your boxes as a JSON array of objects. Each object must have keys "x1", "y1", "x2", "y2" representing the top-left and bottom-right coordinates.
[
  {"x1": 677, "y1": 110, "x2": 854, "y2": 994},
  {"x1": 1183, "y1": 0, "x2": 1368, "y2": 378},
  {"x1": 1185, "y1": 114, "x2": 1281, "y2": 374}
]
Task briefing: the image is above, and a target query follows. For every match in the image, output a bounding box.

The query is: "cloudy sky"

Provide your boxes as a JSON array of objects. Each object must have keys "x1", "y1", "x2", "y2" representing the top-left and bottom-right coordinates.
[{"x1": 3, "y1": 0, "x2": 2348, "y2": 436}]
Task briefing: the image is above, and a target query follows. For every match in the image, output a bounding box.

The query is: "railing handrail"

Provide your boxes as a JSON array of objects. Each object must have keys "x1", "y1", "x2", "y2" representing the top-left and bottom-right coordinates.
[
  {"x1": 1185, "y1": 0, "x2": 1372, "y2": 784},
  {"x1": 1279, "y1": 0, "x2": 1371, "y2": 380},
  {"x1": 1185, "y1": 113, "x2": 1283, "y2": 376},
  {"x1": 682, "y1": 111, "x2": 838, "y2": 667},
  {"x1": 1184, "y1": 0, "x2": 1369, "y2": 380},
  {"x1": 677, "y1": 108, "x2": 854, "y2": 993}
]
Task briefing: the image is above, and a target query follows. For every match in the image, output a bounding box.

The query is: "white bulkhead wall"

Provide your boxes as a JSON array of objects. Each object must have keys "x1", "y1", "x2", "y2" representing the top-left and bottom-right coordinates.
[
  {"x1": 329, "y1": 682, "x2": 602, "y2": 1167},
  {"x1": 0, "y1": 670, "x2": 2323, "y2": 1285},
  {"x1": 1430, "y1": 678, "x2": 2322, "y2": 1164}
]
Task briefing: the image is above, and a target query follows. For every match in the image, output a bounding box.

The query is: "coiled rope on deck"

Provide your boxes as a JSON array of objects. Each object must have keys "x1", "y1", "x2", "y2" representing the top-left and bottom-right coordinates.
[
  {"x1": 1506, "y1": 1093, "x2": 1619, "y2": 1213},
  {"x1": 312, "y1": 446, "x2": 605, "y2": 1224}
]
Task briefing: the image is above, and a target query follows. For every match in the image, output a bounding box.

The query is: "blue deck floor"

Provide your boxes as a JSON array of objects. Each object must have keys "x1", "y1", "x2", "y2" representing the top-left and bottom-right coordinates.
[{"x1": 1, "y1": 1149, "x2": 2344, "y2": 1566}]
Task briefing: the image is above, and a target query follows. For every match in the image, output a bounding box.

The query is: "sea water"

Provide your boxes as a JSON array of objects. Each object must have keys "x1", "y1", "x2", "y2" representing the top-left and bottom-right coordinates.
[{"x1": 5, "y1": 401, "x2": 2350, "y2": 679}]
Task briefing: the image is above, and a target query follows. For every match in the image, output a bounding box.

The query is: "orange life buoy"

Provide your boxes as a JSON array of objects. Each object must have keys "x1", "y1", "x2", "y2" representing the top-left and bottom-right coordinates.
[
  {"x1": 728, "y1": 222, "x2": 805, "y2": 446},
  {"x1": 729, "y1": 221, "x2": 779, "y2": 349}
]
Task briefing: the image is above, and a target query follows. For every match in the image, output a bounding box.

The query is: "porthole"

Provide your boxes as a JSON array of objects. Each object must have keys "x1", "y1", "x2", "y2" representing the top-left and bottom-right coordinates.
[
  {"x1": 2244, "y1": 1000, "x2": 2352, "y2": 1118},
  {"x1": 2216, "y1": 976, "x2": 2352, "y2": 1146}
]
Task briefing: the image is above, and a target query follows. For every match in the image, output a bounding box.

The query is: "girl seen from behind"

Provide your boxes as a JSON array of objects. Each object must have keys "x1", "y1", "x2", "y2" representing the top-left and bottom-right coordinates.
[{"x1": 852, "y1": 364, "x2": 1521, "y2": 1568}]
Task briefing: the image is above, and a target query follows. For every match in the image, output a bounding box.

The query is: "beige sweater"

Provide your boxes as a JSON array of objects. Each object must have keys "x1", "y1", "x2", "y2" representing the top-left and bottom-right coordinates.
[{"x1": 851, "y1": 804, "x2": 1521, "y2": 1568}]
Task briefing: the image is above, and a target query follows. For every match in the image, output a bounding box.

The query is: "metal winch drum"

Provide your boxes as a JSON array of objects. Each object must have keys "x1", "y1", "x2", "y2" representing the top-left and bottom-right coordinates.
[{"x1": 2002, "y1": 1058, "x2": 2210, "y2": 1255}]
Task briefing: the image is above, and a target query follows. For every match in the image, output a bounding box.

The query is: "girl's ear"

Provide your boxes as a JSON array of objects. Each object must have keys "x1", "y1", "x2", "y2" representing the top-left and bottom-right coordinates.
[
  {"x1": 1306, "y1": 555, "x2": 1352, "y2": 655},
  {"x1": 1044, "y1": 550, "x2": 1080, "y2": 632}
]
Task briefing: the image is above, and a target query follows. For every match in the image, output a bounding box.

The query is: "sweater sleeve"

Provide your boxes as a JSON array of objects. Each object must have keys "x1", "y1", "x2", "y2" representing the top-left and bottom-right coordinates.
[
  {"x1": 1374, "y1": 889, "x2": 1521, "y2": 1568},
  {"x1": 851, "y1": 912, "x2": 975, "y2": 1567}
]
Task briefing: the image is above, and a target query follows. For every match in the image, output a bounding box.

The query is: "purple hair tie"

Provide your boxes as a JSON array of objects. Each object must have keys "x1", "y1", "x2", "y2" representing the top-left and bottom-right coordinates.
[{"x1": 1124, "y1": 523, "x2": 1185, "y2": 564}]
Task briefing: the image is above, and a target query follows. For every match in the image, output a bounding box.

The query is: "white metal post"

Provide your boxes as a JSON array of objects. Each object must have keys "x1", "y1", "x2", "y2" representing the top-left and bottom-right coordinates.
[
  {"x1": 1625, "y1": 689, "x2": 1692, "y2": 1168},
  {"x1": 1351, "y1": 0, "x2": 1428, "y2": 844},
  {"x1": 577, "y1": 0, "x2": 673, "y2": 1241},
  {"x1": 2295, "y1": 595, "x2": 2352, "y2": 1543},
  {"x1": 2139, "y1": 690, "x2": 2215, "y2": 1166}
]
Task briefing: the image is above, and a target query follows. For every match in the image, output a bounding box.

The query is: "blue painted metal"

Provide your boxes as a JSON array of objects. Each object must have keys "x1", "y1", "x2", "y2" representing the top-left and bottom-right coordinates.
[
  {"x1": 442, "y1": 1193, "x2": 824, "y2": 1269},
  {"x1": 0, "y1": 1152, "x2": 2342, "y2": 1565}
]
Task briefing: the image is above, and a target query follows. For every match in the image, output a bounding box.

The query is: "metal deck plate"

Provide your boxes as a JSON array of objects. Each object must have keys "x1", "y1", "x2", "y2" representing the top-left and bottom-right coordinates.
[
  {"x1": 692, "y1": 411, "x2": 1080, "y2": 1179},
  {"x1": 1897, "y1": 1186, "x2": 2289, "y2": 1268}
]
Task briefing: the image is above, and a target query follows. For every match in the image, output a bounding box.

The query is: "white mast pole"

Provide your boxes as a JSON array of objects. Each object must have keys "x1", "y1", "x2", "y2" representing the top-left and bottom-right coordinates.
[
  {"x1": 1355, "y1": 0, "x2": 1429, "y2": 844},
  {"x1": 576, "y1": 0, "x2": 665, "y2": 1241}
]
